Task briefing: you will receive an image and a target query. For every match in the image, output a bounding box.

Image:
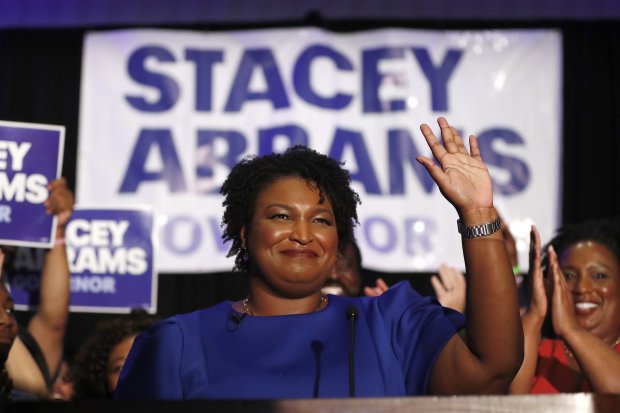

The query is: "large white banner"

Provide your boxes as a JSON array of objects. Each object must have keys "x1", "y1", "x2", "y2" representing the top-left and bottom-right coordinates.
[{"x1": 78, "y1": 28, "x2": 562, "y2": 273}]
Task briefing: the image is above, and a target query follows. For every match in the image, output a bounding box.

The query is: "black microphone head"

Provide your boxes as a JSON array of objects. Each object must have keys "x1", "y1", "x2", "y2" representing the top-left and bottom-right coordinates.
[{"x1": 346, "y1": 305, "x2": 359, "y2": 320}]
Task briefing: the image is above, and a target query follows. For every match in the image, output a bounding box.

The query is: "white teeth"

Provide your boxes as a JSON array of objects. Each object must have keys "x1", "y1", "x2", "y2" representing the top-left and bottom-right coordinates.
[{"x1": 575, "y1": 302, "x2": 598, "y2": 310}]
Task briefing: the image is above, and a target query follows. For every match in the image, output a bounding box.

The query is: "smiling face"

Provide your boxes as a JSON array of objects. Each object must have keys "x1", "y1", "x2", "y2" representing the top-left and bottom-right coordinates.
[
  {"x1": 323, "y1": 241, "x2": 362, "y2": 297},
  {"x1": 559, "y1": 241, "x2": 620, "y2": 345},
  {"x1": 243, "y1": 177, "x2": 338, "y2": 298}
]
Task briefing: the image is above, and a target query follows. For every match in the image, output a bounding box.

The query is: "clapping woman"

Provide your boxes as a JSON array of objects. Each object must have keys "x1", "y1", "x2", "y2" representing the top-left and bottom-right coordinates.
[
  {"x1": 115, "y1": 117, "x2": 523, "y2": 399},
  {"x1": 510, "y1": 220, "x2": 620, "y2": 393}
]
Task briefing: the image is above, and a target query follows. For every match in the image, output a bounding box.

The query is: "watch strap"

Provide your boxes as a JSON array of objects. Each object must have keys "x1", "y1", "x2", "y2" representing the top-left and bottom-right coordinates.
[{"x1": 457, "y1": 216, "x2": 502, "y2": 238}]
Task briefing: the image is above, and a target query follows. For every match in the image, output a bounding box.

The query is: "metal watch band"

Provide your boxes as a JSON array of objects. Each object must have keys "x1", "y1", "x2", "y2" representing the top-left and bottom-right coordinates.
[{"x1": 457, "y1": 216, "x2": 502, "y2": 238}]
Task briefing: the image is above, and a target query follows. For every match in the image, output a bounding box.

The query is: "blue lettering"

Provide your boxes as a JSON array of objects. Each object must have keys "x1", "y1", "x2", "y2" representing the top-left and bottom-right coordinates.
[
  {"x1": 404, "y1": 217, "x2": 436, "y2": 256},
  {"x1": 477, "y1": 128, "x2": 530, "y2": 195},
  {"x1": 185, "y1": 49, "x2": 224, "y2": 111},
  {"x1": 293, "y1": 45, "x2": 353, "y2": 109},
  {"x1": 362, "y1": 47, "x2": 406, "y2": 113},
  {"x1": 119, "y1": 129, "x2": 187, "y2": 193},
  {"x1": 224, "y1": 49, "x2": 289, "y2": 112},
  {"x1": 258, "y1": 125, "x2": 308, "y2": 156},
  {"x1": 196, "y1": 130, "x2": 247, "y2": 194},
  {"x1": 125, "y1": 46, "x2": 179, "y2": 112},
  {"x1": 163, "y1": 215, "x2": 202, "y2": 255},
  {"x1": 363, "y1": 217, "x2": 397, "y2": 253},
  {"x1": 388, "y1": 129, "x2": 435, "y2": 194},
  {"x1": 329, "y1": 128, "x2": 381, "y2": 194},
  {"x1": 412, "y1": 47, "x2": 462, "y2": 112}
]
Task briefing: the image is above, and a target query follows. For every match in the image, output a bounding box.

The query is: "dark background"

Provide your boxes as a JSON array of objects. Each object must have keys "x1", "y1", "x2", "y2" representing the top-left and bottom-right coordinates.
[{"x1": 2, "y1": 2, "x2": 620, "y2": 354}]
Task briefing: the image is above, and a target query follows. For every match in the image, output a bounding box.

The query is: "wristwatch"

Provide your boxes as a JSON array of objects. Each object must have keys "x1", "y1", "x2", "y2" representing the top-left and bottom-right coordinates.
[{"x1": 457, "y1": 217, "x2": 501, "y2": 238}]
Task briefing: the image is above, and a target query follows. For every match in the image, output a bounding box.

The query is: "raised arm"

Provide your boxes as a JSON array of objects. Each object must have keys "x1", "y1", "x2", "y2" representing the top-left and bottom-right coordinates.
[
  {"x1": 417, "y1": 118, "x2": 523, "y2": 394},
  {"x1": 27, "y1": 178, "x2": 74, "y2": 381},
  {"x1": 509, "y1": 225, "x2": 547, "y2": 393}
]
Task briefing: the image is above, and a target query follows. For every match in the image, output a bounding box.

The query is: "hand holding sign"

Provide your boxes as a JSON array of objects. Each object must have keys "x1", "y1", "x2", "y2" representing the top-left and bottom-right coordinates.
[{"x1": 44, "y1": 178, "x2": 74, "y2": 237}]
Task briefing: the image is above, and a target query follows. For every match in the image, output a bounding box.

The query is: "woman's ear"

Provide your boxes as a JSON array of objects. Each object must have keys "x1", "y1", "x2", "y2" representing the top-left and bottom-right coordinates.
[{"x1": 240, "y1": 226, "x2": 247, "y2": 249}]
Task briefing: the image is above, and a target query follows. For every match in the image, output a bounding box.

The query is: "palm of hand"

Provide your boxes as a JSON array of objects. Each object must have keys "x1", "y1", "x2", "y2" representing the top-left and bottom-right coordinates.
[
  {"x1": 438, "y1": 151, "x2": 493, "y2": 211},
  {"x1": 529, "y1": 267, "x2": 548, "y2": 319}
]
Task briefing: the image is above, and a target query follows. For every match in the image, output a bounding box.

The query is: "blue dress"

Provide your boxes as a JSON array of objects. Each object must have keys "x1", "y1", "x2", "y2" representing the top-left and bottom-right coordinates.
[{"x1": 115, "y1": 281, "x2": 465, "y2": 399}]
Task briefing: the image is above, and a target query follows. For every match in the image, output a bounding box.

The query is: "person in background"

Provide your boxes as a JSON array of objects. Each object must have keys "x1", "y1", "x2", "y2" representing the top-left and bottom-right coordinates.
[
  {"x1": 71, "y1": 312, "x2": 156, "y2": 400},
  {"x1": 51, "y1": 356, "x2": 74, "y2": 400},
  {"x1": 115, "y1": 118, "x2": 523, "y2": 399},
  {"x1": 3, "y1": 178, "x2": 73, "y2": 398},
  {"x1": 0, "y1": 250, "x2": 18, "y2": 400},
  {"x1": 430, "y1": 215, "x2": 522, "y2": 314},
  {"x1": 321, "y1": 240, "x2": 389, "y2": 298},
  {"x1": 510, "y1": 220, "x2": 620, "y2": 393}
]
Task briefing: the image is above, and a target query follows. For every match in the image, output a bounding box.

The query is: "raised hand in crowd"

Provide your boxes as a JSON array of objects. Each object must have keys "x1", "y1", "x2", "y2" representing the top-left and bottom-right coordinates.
[
  {"x1": 431, "y1": 264, "x2": 467, "y2": 313},
  {"x1": 363, "y1": 278, "x2": 389, "y2": 297},
  {"x1": 5, "y1": 177, "x2": 74, "y2": 398}
]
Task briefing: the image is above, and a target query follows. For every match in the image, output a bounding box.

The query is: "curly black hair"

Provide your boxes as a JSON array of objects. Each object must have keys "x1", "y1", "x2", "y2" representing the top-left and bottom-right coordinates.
[
  {"x1": 542, "y1": 218, "x2": 620, "y2": 270},
  {"x1": 220, "y1": 146, "x2": 361, "y2": 272},
  {"x1": 71, "y1": 312, "x2": 157, "y2": 400}
]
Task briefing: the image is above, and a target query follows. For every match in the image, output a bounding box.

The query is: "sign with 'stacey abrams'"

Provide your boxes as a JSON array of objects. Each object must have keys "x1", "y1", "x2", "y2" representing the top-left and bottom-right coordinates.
[
  {"x1": 0, "y1": 120, "x2": 64, "y2": 248},
  {"x1": 78, "y1": 28, "x2": 562, "y2": 273},
  {"x1": 8, "y1": 206, "x2": 158, "y2": 314}
]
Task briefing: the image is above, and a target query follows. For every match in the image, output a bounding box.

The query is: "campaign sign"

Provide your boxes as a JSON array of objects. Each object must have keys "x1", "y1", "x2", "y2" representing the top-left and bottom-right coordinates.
[
  {"x1": 8, "y1": 206, "x2": 158, "y2": 314},
  {"x1": 0, "y1": 120, "x2": 64, "y2": 248},
  {"x1": 78, "y1": 28, "x2": 562, "y2": 273},
  {"x1": 67, "y1": 207, "x2": 157, "y2": 313}
]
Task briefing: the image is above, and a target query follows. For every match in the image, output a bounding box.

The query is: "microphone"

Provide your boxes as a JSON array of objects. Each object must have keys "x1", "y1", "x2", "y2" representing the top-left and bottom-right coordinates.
[
  {"x1": 227, "y1": 311, "x2": 247, "y2": 331},
  {"x1": 311, "y1": 340, "x2": 324, "y2": 398},
  {"x1": 346, "y1": 305, "x2": 358, "y2": 398}
]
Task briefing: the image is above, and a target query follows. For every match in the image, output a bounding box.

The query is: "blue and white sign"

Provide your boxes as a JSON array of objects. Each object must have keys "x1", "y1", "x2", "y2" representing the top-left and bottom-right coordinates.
[
  {"x1": 78, "y1": 28, "x2": 562, "y2": 272},
  {"x1": 66, "y1": 207, "x2": 157, "y2": 313},
  {"x1": 0, "y1": 121, "x2": 64, "y2": 248},
  {"x1": 8, "y1": 206, "x2": 158, "y2": 314}
]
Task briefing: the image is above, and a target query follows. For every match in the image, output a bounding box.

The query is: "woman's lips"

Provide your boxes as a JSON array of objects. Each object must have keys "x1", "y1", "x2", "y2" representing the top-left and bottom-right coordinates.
[
  {"x1": 281, "y1": 249, "x2": 318, "y2": 258},
  {"x1": 574, "y1": 302, "x2": 599, "y2": 315}
]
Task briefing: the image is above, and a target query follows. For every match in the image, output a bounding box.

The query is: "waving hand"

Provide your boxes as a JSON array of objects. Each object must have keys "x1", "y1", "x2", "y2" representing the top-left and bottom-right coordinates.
[{"x1": 416, "y1": 117, "x2": 493, "y2": 214}]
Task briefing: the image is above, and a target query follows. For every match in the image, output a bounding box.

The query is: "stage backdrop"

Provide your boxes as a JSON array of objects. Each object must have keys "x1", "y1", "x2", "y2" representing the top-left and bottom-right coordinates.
[{"x1": 77, "y1": 27, "x2": 562, "y2": 273}]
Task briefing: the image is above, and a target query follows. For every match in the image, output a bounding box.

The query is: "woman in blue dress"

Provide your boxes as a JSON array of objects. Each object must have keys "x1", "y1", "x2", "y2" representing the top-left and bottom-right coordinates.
[{"x1": 115, "y1": 117, "x2": 523, "y2": 399}]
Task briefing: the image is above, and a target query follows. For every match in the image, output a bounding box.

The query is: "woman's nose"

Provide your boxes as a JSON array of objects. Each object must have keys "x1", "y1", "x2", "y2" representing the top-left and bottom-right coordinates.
[
  {"x1": 289, "y1": 221, "x2": 312, "y2": 244},
  {"x1": 573, "y1": 273, "x2": 592, "y2": 293}
]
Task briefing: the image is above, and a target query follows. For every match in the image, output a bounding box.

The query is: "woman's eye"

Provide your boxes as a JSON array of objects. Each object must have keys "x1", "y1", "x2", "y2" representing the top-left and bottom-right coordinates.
[
  {"x1": 563, "y1": 272, "x2": 575, "y2": 280},
  {"x1": 313, "y1": 218, "x2": 332, "y2": 225},
  {"x1": 593, "y1": 272, "x2": 608, "y2": 280},
  {"x1": 270, "y1": 214, "x2": 289, "y2": 220}
]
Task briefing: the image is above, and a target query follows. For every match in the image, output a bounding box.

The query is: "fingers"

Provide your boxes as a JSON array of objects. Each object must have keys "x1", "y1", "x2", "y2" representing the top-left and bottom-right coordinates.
[
  {"x1": 449, "y1": 126, "x2": 468, "y2": 155},
  {"x1": 419, "y1": 122, "x2": 447, "y2": 163},
  {"x1": 44, "y1": 177, "x2": 75, "y2": 217},
  {"x1": 431, "y1": 266, "x2": 467, "y2": 313},
  {"x1": 529, "y1": 225, "x2": 542, "y2": 276},
  {"x1": 375, "y1": 277, "x2": 389, "y2": 293},
  {"x1": 468, "y1": 135, "x2": 482, "y2": 161},
  {"x1": 548, "y1": 245, "x2": 565, "y2": 292},
  {"x1": 430, "y1": 275, "x2": 446, "y2": 298},
  {"x1": 363, "y1": 278, "x2": 390, "y2": 297}
]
